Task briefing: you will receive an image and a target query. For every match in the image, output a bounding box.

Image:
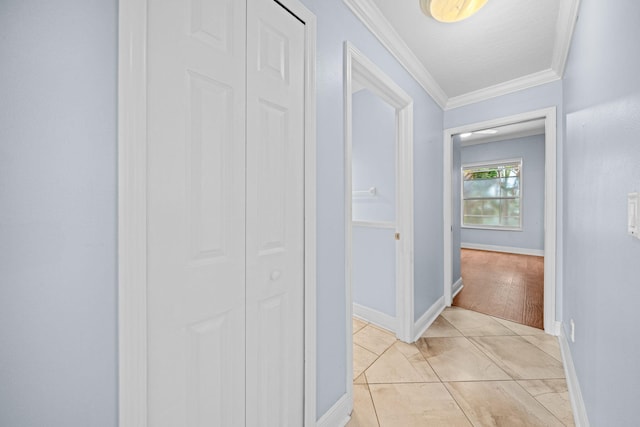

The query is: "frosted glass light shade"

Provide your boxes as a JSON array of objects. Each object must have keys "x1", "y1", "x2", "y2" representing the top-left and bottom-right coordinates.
[{"x1": 420, "y1": 0, "x2": 488, "y2": 23}]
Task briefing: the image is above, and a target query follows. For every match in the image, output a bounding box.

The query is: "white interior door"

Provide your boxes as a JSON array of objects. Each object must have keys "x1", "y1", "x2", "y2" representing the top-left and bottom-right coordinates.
[
  {"x1": 245, "y1": 0, "x2": 305, "y2": 425},
  {"x1": 147, "y1": 0, "x2": 247, "y2": 425},
  {"x1": 146, "y1": 0, "x2": 305, "y2": 425}
]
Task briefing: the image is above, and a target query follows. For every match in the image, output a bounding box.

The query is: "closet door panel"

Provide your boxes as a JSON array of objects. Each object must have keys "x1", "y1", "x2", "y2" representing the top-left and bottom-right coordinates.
[
  {"x1": 146, "y1": 0, "x2": 246, "y2": 425},
  {"x1": 245, "y1": 0, "x2": 306, "y2": 425}
]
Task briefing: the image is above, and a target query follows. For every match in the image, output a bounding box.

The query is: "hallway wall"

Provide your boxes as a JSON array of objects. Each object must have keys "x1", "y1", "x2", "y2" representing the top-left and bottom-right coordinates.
[
  {"x1": 562, "y1": 0, "x2": 640, "y2": 423},
  {"x1": 0, "y1": 1, "x2": 117, "y2": 426}
]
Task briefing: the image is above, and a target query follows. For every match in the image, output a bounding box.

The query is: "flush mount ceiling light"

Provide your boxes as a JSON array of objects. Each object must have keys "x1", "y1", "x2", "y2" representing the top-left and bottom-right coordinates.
[{"x1": 420, "y1": 0, "x2": 488, "y2": 23}]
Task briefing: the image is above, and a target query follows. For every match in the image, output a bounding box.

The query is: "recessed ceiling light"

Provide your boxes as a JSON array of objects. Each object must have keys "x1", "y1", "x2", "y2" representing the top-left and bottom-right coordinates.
[
  {"x1": 460, "y1": 132, "x2": 473, "y2": 138},
  {"x1": 420, "y1": 0, "x2": 488, "y2": 23}
]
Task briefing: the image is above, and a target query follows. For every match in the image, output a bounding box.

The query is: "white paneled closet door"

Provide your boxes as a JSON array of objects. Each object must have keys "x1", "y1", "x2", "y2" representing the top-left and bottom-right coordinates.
[
  {"x1": 246, "y1": 0, "x2": 305, "y2": 425},
  {"x1": 146, "y1": 0, "x2": 305, "y2": 425}
]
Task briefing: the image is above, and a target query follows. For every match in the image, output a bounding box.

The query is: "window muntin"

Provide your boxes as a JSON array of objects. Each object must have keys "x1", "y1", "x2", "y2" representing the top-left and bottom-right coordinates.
[{"x1": 462, "y1": 159, "x2": 522, "y2": 230}]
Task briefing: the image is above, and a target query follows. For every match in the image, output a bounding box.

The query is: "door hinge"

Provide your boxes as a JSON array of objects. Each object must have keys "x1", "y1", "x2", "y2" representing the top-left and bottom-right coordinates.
[{"x1": 395, "y1": 232, "x2": 400, "y2": 240}]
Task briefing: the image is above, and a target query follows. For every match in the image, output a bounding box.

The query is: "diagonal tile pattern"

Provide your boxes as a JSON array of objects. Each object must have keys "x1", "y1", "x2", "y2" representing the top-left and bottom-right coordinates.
[{"x1": 347, "y1": 307, "x2": 575, "y2": 426}]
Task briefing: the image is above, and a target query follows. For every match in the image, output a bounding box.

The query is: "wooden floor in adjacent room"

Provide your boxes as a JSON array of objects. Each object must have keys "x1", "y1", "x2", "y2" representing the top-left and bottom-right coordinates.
[{"x1": 453, "y1": 249, "x2": 544, "y2": 330}]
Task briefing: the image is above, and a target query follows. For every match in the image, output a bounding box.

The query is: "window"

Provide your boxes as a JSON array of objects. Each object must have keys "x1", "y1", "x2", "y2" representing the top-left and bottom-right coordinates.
[{"x1": 462, "y1": 159, "x2": 522, "y2": 230}]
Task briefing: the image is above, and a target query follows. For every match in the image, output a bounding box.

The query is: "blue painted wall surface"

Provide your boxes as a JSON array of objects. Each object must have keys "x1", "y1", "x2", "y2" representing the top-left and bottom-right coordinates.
[
  {"x1": 352, "y1": 90, "x2": 396, "y2": 222},
  {"x1": 352, "y1": 89, "x2": 396, "y2": 317},
  {"x1": 562, "y1": 0, "x2": 640, "y2": 423},
  {"x1": 352, "y1": 226, "x2": 396, "y2": 316},
  {"x1": 460, "y1": 135, "x2": 545, "y2": 251},
  {"x1": 444, "y1": 81, "x2": 564, "y2": 320},
  {"x1": 0, "y1": 1, "x2": 117, "y2": 426},
  {"x1": 313, "y1": 0, "x2": 443, "y2": 416}
]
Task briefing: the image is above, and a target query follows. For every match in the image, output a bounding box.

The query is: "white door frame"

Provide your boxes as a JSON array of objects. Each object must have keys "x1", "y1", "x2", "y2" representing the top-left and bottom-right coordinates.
[
  {"x1": 117, "y1": 0, "x2": 317, "y2": 425},
  {"x1": 344, "y1": 41, "x2": 414, "y2": 406},
  {"x1": 443, "y1": 107, "x2": 558, "y2": 334}
]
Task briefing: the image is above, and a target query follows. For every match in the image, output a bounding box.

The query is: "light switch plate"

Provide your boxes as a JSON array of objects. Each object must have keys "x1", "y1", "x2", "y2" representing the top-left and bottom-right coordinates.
[{"x1": 629, "y1": 192, "x2": 639, "y2": 238}]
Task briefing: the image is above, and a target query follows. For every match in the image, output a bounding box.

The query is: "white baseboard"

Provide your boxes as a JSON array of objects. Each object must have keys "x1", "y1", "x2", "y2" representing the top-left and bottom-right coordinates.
[
  {"x1": 316, "y1": 392, "x2": 351, "y2": 427},
  {"x1": 412, "y1": 296, "x2": 445, "y2": 342},
  {"x1": 461, "y1": 242, "x2": 544, "y2": 257},
  {"x1": 553, "y1": 321, "x2": 562, "y2": 336},
  {"x1": 452, "y1": 277, "x2": 464, "y2": 298},
  {"x1": 353, "y1": 303, "x2": 396, "y2": 333},
  {"x1": 559, "y1": 326, "x2": 590, "y2": 427}
]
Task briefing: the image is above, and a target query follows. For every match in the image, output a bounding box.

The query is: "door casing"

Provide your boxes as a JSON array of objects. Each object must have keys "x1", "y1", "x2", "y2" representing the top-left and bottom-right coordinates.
[
  {"x1": 117, "y1": 0, "x2": 317, "y2": 424},
  {"x1": 343, "y1": 41, "x2": 415, "y2": 413}
]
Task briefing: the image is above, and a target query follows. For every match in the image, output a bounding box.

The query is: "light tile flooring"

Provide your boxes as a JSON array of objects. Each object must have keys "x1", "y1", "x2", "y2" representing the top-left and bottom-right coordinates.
[{"x1": 348, "y1": 307, "x2": 574, "y2": 426}]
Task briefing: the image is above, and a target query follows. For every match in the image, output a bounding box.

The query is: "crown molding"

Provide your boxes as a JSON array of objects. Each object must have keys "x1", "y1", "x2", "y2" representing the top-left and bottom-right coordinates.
[
  {"x1": 445, "y1": 68, "x2": 561, "y2": 110},
  {"x1": 344, "y1": 0, "x2": 580, "y2": 111},
  {"x1": 551, "y1": 0, "x2": 581, "y2": 77},
  {"x1": 343, "y1": 0, "x2": 448, "y2": 108}
]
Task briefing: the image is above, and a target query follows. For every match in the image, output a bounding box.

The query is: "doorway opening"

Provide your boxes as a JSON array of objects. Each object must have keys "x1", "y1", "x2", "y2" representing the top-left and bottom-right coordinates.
[
  {"x1": 344, "y1": 42, "x2": 414, "y2": 411},
  {"x1": 443, "y1": 108, "x2": 558, "y2": 335},
  {"x1": 454, "y1": 122, "x2": 545, "y2": 329}
]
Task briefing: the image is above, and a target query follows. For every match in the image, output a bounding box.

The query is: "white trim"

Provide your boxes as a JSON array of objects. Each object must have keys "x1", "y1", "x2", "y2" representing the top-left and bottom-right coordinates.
[
  {"x1": 451, "y1": 277, "x2": 464, "y2": 298},
  {"x1": 316, "y1": 393, "x2": 351, "y2": 427},
  {"x1": 551, "y1": 0, "x2": 581, "y2": 78},
  {"x1": 342, "y1": 0, "x2": 447, "y2": 108},
  {"x1": 352, "y1": 220, "x2": 395, "y2": 229},
  {"x1": 461, "y1": 243, "x2": 544, "y2": 257},
  {"x1": 445, "y1": 69, "x2": 561, "y2": 110},
  {"x1": 353, "y1": 303, "x2": 397, "y2": 332},
  {"x1": 412, "y1": 296, "x2": 445, "y2": 342},
  {"x1": 342, "y1": 0, "x2": 580, "y2": 110},
  {"x1": 553, "y1": 320, "x2": 562, "y2": 337},
  {"x1": 344, "y1": 41, "x2": 415, "y2": 414},
  {"x1": 559, "y1": 326, "x2": 590, "y2": 427},
  {"x1": 118, "y1": 0, "x2": 148, "y2": 424},
  {"x1": 118, "y1": 1, "x2": 317, "y2": 425},
  {"x1": 443, "y1": 107, "x2": 557, "y2": 334},
  {"x1": 277, "y1": 0, "x2": 319, "y2": 423}
]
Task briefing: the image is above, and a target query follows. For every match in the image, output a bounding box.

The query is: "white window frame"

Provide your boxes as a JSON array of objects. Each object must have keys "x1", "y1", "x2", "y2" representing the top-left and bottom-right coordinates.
[{"x1": 461, "y1": 157, "x2": 523, "y2": 231}]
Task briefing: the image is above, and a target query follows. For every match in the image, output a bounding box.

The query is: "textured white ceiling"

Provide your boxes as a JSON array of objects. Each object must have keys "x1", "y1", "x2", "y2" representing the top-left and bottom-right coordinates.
[{"x1": 365, "y1": 0, "x2": 578, "y2": 104}]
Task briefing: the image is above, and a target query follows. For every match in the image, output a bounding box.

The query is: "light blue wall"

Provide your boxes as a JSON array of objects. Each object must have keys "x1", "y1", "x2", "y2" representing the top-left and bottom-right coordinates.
[
  {"x1": 0, "y1": 1, "x2": 117, "y2": 426},
  {"x1": 352, "y1": 226, "x2": 396, "y2": 315},
  {"x1": 562, "y1": 0, "x2": 640, "y2": 424},
  {"x1": 352, "y1": 89, "x2": 396, "y2": 222},
  {"x1": 352, "y1": 89, "x2": 396, "y2": 316},
  {"x1": 460, "y1": 135, "x2": 545, "y2": 251},
  {"x1": 444, "y1": 81, "x2": 564, "y2": 320},
  {"x1": 313, "y1": 0, "x2": 444, "y2": 416}
]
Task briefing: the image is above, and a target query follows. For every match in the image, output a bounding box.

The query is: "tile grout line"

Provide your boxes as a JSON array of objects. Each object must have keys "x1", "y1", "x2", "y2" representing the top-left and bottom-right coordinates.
[
  {"x1": 441, "y1": 381, "x2": 476, "y2": 427},
  {"x1": 512, "y1": 379, "x2": 572, "y2": 426},
  {"x1": 352, "y1": 310, "x2": 574, "y2": 426},
  {"x1": 413, "y1": 338, "x2": 446, "y2": 384},
  {"x1": 363, "y1": 375, "x2": 382, "y2": 427}
]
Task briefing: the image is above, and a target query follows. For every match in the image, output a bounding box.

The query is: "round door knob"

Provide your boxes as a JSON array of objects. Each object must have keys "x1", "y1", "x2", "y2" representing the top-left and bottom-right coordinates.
[{"x1": 270, "y1": 270, "x2": 282, "y2": 281}]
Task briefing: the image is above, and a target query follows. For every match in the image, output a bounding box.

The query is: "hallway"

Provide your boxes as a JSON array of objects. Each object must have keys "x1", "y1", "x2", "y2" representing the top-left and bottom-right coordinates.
[{"x1": 349, "y1": 307, "x2": 574, "y2": 426}]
